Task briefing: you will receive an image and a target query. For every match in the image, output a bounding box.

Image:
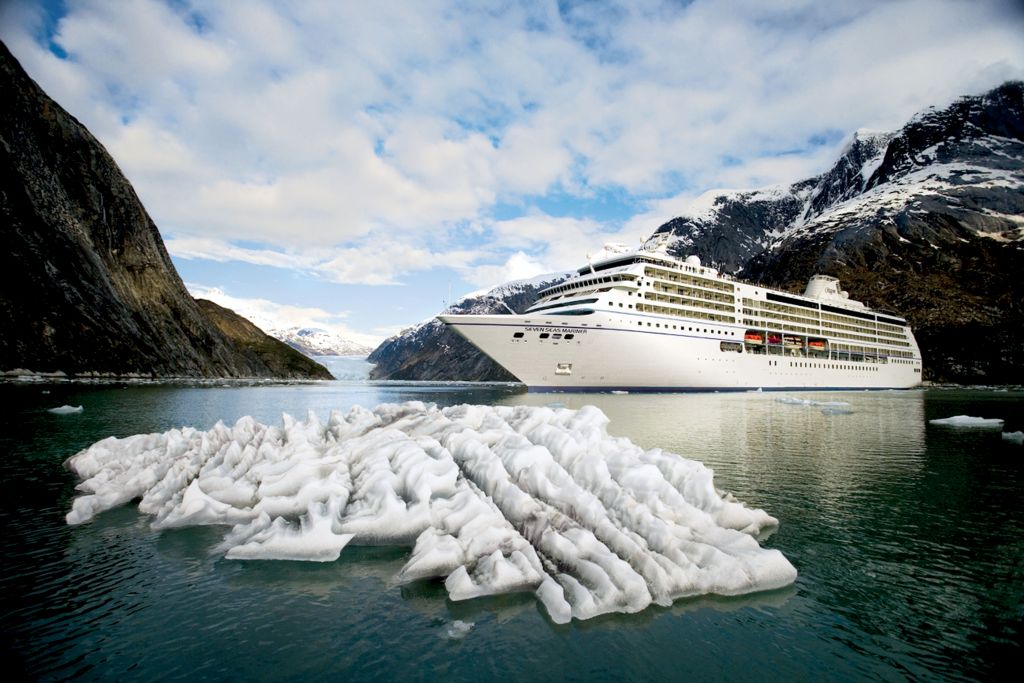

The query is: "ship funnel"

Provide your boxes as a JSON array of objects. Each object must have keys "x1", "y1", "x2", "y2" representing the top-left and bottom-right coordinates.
[{"x1": 804, "y1": 275, "x2": 840, "y2": 300}]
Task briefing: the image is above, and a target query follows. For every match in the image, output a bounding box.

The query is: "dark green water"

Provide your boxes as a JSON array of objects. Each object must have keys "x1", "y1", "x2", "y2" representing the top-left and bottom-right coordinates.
[{"x1": 1, "y1": 382, "x2": 1021, "y2": 681}]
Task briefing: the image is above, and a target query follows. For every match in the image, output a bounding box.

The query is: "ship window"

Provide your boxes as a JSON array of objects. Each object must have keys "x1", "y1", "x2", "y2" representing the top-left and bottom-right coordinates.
[
  {"x1": 552, "y1": 333, "x2": 562, "y2": 339},
  {"x1": 555, "y1": 363, "x2": 572, "y2": 376},
  {"x1": 720, "y1": 341, "x2": 742, "y2": 353},
  {"x1": 539, "y1": 333, "x2": 550, "y2": 339},
  {"x1": 564, "y1": 334, "x2": 575, "y2": 340},
  {"x1": 513, "y1": 332, "x2": 524, "y2": 338}
]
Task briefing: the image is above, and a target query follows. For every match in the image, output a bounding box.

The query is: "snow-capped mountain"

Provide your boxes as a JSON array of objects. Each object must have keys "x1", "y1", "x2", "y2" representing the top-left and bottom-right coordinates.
[
  {"x1": 270, "y1": 327, "x2": 374, "y2": 358},
  {"x1": 654, "y1": 81, "x2": 1024, "y2": 383},
  {"x1": 654, "y1": 83, "x2": 1023, "y2": 266},
  {"x1": 369, "y1": 81, "x2": 1023, "y2": 384},
  {"x1": 368, "y1": 272, "x2": 571, "y2": 381}
]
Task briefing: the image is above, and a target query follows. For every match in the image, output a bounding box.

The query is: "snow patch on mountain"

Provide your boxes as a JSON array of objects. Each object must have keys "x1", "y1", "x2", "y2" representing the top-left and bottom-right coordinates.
[{"x1": 271, "y1": 328, "x2": 374, "y2": 357}]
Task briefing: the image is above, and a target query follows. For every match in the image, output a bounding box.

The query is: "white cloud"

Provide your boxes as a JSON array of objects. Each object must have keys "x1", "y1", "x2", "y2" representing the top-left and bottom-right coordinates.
[
  {"x1": 187, "y1": 284, "x2": 383, "y2": 347},
  {"x1": 2, "y1": 0, "x2": 1023, "y2": 289}
]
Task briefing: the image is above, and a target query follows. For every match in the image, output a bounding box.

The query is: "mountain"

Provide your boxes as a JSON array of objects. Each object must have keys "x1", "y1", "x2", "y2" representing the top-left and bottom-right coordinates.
[
  {"x1": 368, "y1": 273, "x2": 571, "y2": 381},
  {"x1": 653, "y1": 81, "x2": 1024, "y2": 384},
  {"x1": 270, "y1": 327, "x2": 374, "y2": 357},
  {"x1": 0, "y1": 42, "x2": 330, "y2": 380},
  {"x1": 370, "y1": 82, "x2": 1023, "y2": 384}
]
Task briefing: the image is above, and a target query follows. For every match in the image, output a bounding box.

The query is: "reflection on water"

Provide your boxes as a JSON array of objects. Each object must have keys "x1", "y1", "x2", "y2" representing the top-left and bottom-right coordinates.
[
  {"x1": 500, "y1": 390, "x2": 927, "y2": 505},
  {"x1": 0, "y1": 383, "x2": 1021, "y2": 682}
]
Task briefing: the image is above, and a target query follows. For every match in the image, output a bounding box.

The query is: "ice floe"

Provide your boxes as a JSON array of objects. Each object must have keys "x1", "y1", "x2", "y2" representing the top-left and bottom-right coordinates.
[
  {"x1": 929, "y1": 415, "x2": 1005, "y2": 428},
  {"x1": 49, "y1": 405, "x2": 83, "y2": 414},
  {"x1": 64, "y1": 402, "x2": 796, "y2": 623},
  {"x1": 444, "y1": 620, "x2": 474, "y2": 639},
  {"x1": 775, "y1": 396, "x2": 852, "y2": 416},
  {"x1": 1002, "y1": 431, "x2": 1023, "y2": 445}
]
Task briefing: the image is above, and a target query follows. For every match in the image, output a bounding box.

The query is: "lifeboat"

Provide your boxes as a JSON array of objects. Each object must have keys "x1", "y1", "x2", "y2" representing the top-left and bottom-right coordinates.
[
  {"x1": 744, "y1": 332, "x2": 763, "y2": 344},
  {"x1": 783, "y1": 335, "x2": 802, "y2": 348},
  {"x1": 767, "y1": 333, "x2": 782, "y2": 345},
  {"x1": 808, "y1": 339, "x2": 826, "y2": 351}
]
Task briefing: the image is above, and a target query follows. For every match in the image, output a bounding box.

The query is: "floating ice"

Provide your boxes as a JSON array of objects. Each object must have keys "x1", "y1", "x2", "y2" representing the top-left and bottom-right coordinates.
[
  {"x1": 64, "y1": 402, "x2": 796, "y2": 623},
  {"x1": 444, "y1": 620, "x2": 474, "y2": 639},
  {"x1": 1002, "y1": 431, "x2": 1023, "y2": 445},
  {"x1": 49, "y1": 405, "x2": 83, "y2": 414},
  {"x1": 929, "y1": 415, "x2": 1005, "y2": 428},
  {"x1": 775, "y1": 396, "x2": 851, "y2": 410},
  {"x1": 820, "y1": 406, "x2": 854, "y2": 416}
]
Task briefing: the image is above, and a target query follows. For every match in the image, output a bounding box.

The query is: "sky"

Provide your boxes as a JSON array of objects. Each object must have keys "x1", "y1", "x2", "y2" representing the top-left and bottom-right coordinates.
[{"x1": 2, "y1": 0, "x2": 1023, "y2": 346}]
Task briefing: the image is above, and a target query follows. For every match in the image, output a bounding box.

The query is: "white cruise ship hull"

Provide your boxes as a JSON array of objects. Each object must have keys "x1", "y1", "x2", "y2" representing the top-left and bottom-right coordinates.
[
  {"x1": 439, "y1": 246, "x2": 923, "y2": 392},
  {"x1": 439, "y1": 312, "x2": 922, "y2": 391}
]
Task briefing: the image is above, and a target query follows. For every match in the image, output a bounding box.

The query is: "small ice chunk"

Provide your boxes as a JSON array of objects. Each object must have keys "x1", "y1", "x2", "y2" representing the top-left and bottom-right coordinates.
[
  {"x1": 821, "y1": 407, "x2": 853, "y2": 416},
  {"x1": 49, "y1": 405, "x2": 83, "y2": 414},
  {"x1": 444, "y1": 620, "x2": 473, "y2": 639},
  {"x1": 1002, "y1": 431, "x2": 1023, "y2": 444},
  {"x1": 929, "y1": 415, "x2": 1005, "y2": 428}
]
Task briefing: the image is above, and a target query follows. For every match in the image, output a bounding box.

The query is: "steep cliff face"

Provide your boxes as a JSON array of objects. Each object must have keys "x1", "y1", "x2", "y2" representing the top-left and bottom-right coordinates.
[
  {"x1": 0, "y1": 42, "x2": 328, "y2": 379},
  {"x1": 368, "y1": 274, "x2": 570, "y2": 381},
  {"x1": 652, "y1": 184, "x2": 811, "y2": 273},
  {"x1": 665, "y1": 81, "x2": 1024, "y2": 383},
  {"x1": 196, "y1": 301, "x2": 333, "y2": 380}
]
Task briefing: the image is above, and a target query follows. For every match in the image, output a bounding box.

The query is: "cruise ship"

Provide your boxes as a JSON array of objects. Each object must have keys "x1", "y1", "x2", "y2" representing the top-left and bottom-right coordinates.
[{"x1": 439, "y1": 243, "x2": 923, "y2": 391}]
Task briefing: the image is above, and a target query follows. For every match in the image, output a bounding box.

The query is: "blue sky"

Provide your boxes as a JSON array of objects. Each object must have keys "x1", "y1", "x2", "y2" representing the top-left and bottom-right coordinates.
[{"x1": 2, "y1": 0, "x2": 1023, "y2": 345}]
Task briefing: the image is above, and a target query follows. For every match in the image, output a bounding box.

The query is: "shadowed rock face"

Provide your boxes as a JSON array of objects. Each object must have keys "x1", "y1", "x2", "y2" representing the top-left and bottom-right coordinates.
[
  {"x1": 653, "y1": 82, "x2": 1024, "y2": 384},
  {"x1": 0, "y1": 42, "x2": 328, "y2": 379},
  {"x1": 368, "y1": 276, "x2": 569, "y2": 382}
]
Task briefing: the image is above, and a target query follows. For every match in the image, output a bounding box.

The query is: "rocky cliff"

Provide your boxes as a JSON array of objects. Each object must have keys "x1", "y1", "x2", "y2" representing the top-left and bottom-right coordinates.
[
  {"x1": 657, "y1": 81, "x2": 1024, "y2": 384},
  {"x1": 0, "y1": 42, "x2": 329, "y2": 379},
  {"x1": 368, "y1": 274, "x2": 570, "y2": 381}
]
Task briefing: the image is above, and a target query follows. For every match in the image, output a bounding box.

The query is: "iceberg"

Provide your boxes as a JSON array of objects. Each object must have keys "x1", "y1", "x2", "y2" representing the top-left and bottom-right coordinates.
[
  {"x1": 929, "y1": 415, "x2": 1005, "y2": 428},
  {"x1": 49, "y1": 405, "x2": 83, "y2": 414},
  {"x1": 1002, "y1": 431, "x2": 1023, "y2": 444},
  {"x1": 64, "y1": 402, "x2": 797, "y2": 623}
]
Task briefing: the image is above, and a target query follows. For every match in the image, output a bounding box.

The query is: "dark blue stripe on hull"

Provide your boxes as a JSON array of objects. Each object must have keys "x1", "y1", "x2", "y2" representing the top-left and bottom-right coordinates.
[{"x1": 526, "y1": 385, "x2": 914, "y2": 393}]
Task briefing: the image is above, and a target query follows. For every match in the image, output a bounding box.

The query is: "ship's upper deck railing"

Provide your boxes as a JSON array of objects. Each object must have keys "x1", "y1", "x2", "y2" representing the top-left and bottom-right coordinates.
[{"x1": 562, "y1": 249, "x2": 907, "y2": 323}]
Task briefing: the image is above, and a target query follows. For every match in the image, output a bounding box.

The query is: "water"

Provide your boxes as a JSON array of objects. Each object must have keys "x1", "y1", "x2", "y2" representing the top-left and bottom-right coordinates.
[{"x1": 1, "y1": 381, "x2": 1021, "y2": 681}]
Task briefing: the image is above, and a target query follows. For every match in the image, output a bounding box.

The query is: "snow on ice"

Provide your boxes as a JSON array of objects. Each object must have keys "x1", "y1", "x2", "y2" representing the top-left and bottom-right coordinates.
[
  {"x1": 929, "y1": 415, "x2": 1005, "y2": 428},
  {"x1": 1002, "y1": 431, "x2": 1023, "y2": 445},
  {"x1": 64, "y1": 402, "x2": 796, "y2": 623}
]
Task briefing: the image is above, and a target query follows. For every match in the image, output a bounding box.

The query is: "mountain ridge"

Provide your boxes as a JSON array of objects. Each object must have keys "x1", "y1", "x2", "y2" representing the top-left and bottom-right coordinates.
[
  {"x1": 0, "y1": 41, "x2": 330, "y2": 380},
  {"x1": 270, "y1": 327, "x2": 375, "y2": 358},
  {"x1": 370, "y1": 81, "x2": 1024, "y2": 384},
  {"x1": 368, "y1": 272, "x2": 571, "y2": 381}
]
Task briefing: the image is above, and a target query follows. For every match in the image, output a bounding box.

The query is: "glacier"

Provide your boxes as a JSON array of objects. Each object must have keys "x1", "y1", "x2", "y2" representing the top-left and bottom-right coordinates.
[{"x1": 64, "y1": 402, "x2": 796, "y2": 623}]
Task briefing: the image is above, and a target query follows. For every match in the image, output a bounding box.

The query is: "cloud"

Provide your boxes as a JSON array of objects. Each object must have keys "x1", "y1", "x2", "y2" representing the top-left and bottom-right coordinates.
[
  {"x1": 169, "y1": 235, "x2": 481, "y2": 287},
  {"x1": 187, "y1": 283, "x2": 384, "y2": 347},
  {"x1": 2, "y1": 0, "x2": 1023, "y2": 286}
]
